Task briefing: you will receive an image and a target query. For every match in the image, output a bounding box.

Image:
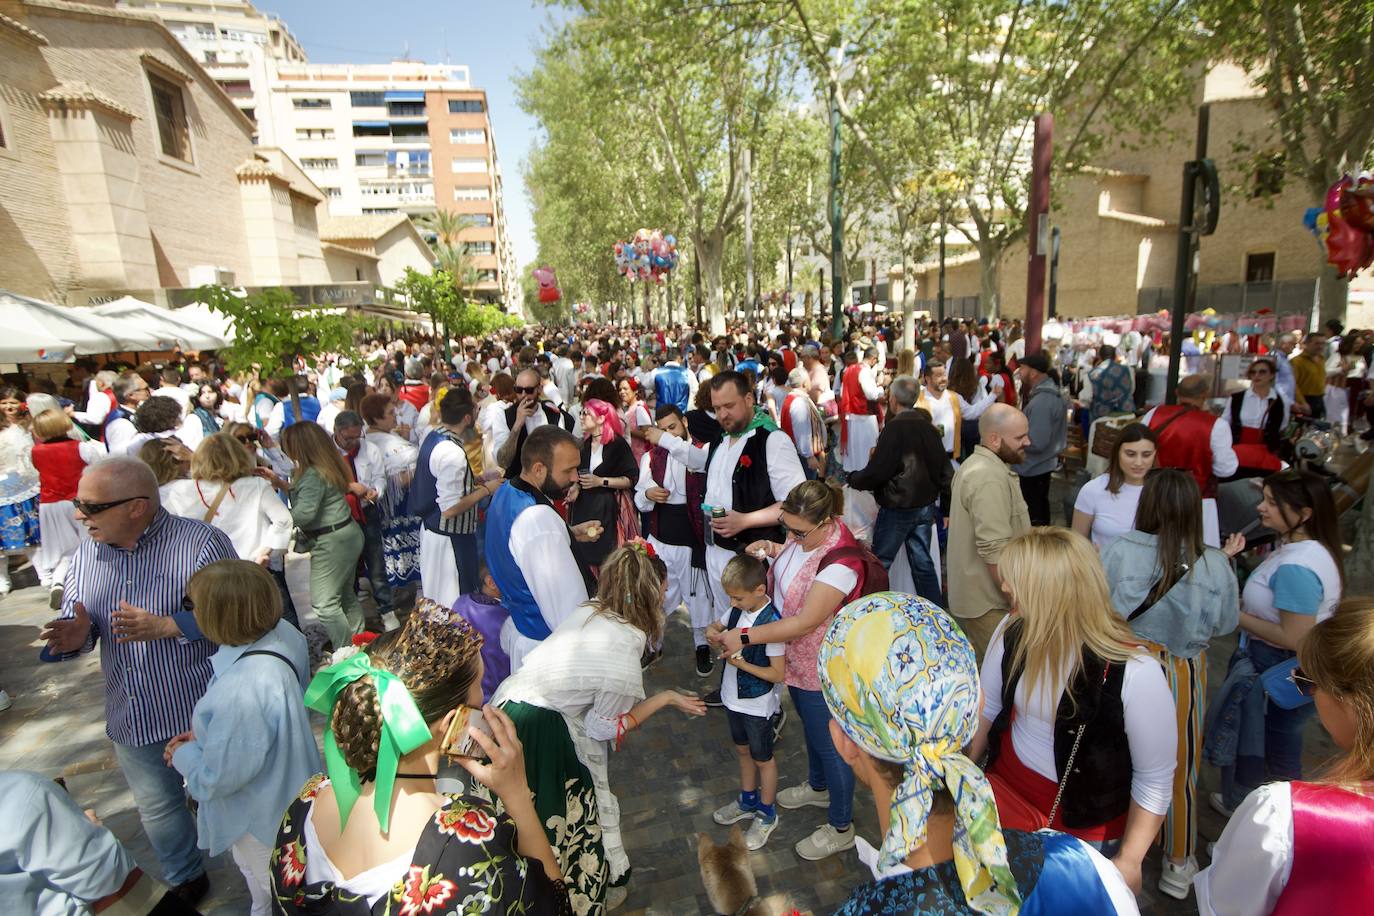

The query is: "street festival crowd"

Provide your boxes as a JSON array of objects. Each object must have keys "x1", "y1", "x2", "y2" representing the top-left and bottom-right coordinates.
[{"x1": 2, "y1": 313, "x2": 1373, "y2": 916}]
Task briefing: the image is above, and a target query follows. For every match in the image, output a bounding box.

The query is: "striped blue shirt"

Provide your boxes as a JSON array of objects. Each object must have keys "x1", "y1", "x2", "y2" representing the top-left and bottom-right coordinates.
[{"x1": 59, "y1": 508, "x2": 237, "y2": 746}]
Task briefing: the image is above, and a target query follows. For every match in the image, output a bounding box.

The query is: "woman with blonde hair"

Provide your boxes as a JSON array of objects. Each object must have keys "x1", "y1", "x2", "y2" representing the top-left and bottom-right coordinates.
[
  {"x1": 273, "y1": 599, "x2": 567, "y2": 915},
  {"x1": 269, "y1": 422, "x2": 364, "y2": 649},
  {"x1": 29, "y1": 409, "x2": 105, "y2": 604},
  {"x1": 165, "y1": 560, "x2": 318, "y2": 916},
  {"x1": 138, "y1": 437, "x2": 191, "y2": 496},
  {"x1": 1197, "y1": 598, "x2": 1374, "y2": 912},
  {"x1": 495, "y1": 542, "x2": 707, "y2": 910},
  {"x1": 967, "y1": 527, "x2": 1177, "y2": 894}
]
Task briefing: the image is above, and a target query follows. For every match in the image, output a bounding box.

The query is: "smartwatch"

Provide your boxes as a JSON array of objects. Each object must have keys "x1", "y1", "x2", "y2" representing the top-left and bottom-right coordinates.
[{"x1": 740, "y1": 627, "x2": 751, "y2": 646}]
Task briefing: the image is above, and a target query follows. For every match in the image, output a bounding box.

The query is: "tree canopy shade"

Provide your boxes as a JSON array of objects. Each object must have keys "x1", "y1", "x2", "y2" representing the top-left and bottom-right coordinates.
[{"x1": 196, "y1": 285, "x2": 361, "y2": 416}]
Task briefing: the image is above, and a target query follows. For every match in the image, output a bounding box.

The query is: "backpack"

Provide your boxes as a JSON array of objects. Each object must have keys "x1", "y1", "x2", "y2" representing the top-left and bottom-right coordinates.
[{"x1": 818, "y1": 543, "x2": 889, "y2": 603}]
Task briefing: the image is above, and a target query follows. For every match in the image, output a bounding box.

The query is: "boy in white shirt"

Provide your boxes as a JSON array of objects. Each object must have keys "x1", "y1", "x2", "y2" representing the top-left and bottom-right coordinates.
[{"x1": 706, "y1": 555, "x2": 786, "y2": 850}]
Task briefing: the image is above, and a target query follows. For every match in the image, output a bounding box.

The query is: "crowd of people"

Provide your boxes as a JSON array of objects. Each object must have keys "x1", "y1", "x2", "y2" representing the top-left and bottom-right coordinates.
[{"x1": 1, "y1": 311, "x2": 1372, "y2": 916}]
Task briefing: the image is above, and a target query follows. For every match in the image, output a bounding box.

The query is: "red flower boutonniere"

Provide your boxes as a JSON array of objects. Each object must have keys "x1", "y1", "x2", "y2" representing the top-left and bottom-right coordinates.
[
  {"x1": 351, "y1": 632, "x2": 378, "y2": 647},
  {"x1": 739, "y1": 455, "x2": 753, "y2": 468}
]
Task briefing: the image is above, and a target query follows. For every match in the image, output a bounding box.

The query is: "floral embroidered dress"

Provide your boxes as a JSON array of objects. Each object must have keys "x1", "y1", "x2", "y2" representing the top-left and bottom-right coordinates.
[
  {"x1": 272, "y1": 775, "x2": 569, "y2": 916},
  {"x1": 0, "y1": 423, "x2": 41, "y2": 553}
]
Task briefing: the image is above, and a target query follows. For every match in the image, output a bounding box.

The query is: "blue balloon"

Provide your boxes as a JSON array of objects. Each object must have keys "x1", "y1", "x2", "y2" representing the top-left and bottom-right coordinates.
[{"x1": 664, "y1": 234, "x2": 676, "y2": 247}]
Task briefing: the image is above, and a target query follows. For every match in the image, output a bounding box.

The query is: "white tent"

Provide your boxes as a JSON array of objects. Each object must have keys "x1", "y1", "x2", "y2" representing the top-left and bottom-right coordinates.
[
  {"x1": 0, "y1": 326, "x2": 76, "y2": 364},
  {"x1": 92, "y1": 297, "x2": 229, "y2": 351},
  {"x1": 0, "y1": 289, "x2": 169, "y2": 353},
  {"x1": 169, "y1": 302, "x2": 236, "y2": 343}
]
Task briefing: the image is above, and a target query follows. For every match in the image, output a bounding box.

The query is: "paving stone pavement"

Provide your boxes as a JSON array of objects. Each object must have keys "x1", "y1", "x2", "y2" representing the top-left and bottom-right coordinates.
[{"x1": 0, "y1": 542, "x2": 1339, "y2": 915}]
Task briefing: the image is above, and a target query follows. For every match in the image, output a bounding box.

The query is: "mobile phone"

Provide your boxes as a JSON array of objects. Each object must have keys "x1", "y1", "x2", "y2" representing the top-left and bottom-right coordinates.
[{"x1": 440, "y1": 705, "x2": 492, "y2": 760}]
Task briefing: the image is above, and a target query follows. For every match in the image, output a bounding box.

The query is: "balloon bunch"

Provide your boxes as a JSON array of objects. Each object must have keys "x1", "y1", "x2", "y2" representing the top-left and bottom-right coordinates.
[
  {"x1": 531, "y1": 265, "x2": 561, "y2": 303},
  {"x1": 613, "y1": 229, "x2": 679, "y2": 283},
  {"x1": 1305, "y1": 173, "x2": 1374, "y2": 278}
]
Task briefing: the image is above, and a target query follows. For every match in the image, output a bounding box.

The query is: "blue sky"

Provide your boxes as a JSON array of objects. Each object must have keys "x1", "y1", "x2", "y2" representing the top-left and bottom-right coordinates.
[{"x1": 258, "y1": 1, "x2": 562, "y2": 269}]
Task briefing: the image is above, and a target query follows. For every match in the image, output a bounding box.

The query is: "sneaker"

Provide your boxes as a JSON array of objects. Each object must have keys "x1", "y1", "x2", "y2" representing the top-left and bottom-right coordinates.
[
  {"x1": 777, "y1": 783, "x2": 829, "y2": 810},
  {"x1": 1208, "y1": 791, "x2": 1235, "y2": 818},
  {"x1": 48, "y1": 584, "x2": 64, "y2": 611},
  {"x1": 771, "y1": 707, "x2": 787, "y2": 741},
  {"x1": 695, "y1": 645, "x2": 713, "y2": 677},
  {"x1": 795, "y1": 823, "x2": 855, "y2": 861},
  {"x1": 170, "y1": 873, "x2": 209, "y2": 907},
  {"x1": 1157, "y1": 855, "x2": 1199, "y2": 900},
  {"x1": 712, "y1": 798, "x2": 757, "y2": 825},
  {"x1": 745, "y1": 813, "x2": 778, "y2": 850},
  {"x1": 0, "y1": 690, "x2": 11, "y2": 712},
  {"x1": 703, "y1": 688, "x2": 724, "y2": 708},
  {"x1": 640, "y1": 647, "x2": 662, "y2": 670}
]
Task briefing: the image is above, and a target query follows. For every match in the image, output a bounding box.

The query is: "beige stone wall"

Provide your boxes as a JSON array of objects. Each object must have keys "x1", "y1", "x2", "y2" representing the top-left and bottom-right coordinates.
[{"x1": 372, "y1": 223, "x2": 434, "y2": 287}]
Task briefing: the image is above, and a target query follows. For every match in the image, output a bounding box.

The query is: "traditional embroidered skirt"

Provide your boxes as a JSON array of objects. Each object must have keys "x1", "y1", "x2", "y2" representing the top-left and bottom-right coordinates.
[
  {"x1": 381, "y1": 513, "x2": 422, "y2": 589},
  {"x1": 500, "y1": 701, "x2": 609, "y2": 914},
  {"x1": 0, "y1": 495, "x2": 41, "y2": 552}
]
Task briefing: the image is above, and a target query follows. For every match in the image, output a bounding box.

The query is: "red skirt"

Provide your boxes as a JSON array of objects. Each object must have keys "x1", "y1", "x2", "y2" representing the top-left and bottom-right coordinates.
[{"x1": 987, "y1": 727, "x2": 1128, "y2": 842}]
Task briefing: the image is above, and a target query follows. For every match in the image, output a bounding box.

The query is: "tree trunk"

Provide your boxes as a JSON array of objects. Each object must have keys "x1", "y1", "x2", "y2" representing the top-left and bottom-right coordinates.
[
  {"x1": 287, "y1": 371, "x2": 303, "y2": 423},
  {"x1": 1317, "y1": 265, "x2": 1350, "y2": 329},
  {"x1": 694, "y1": 227, "x2": 727, "y2": 335},
  {"x1": 978, "y1": 242, "x2": 1001, "y2": 319}
]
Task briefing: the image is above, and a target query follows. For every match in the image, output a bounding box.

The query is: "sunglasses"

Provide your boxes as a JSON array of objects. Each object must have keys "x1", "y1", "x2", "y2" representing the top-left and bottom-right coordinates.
[
  {"x1": 1289, "y1": 666, "x2": 1318, "y2": 698},
  {"x1": 514, "y1": 386, "x2": 539, "y2": 394},
  {"x1": 181, "y1": 596, "x2": 195, "y2": 614},
  {"x1": 235, "y1": 434, "x2": 257, "y2": 444},
  {"x1": 74, "y1": 495, "x2": 148, "y2": 517}
]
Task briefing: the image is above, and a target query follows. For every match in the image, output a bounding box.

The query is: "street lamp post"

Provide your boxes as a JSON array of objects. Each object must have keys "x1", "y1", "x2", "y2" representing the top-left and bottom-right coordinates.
[{"x1": 828, "y1": 85, "x2": 845, "y2": 341}]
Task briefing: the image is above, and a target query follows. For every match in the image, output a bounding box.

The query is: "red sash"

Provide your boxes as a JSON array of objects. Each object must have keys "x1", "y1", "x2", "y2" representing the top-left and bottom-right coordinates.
[
  {"x1": 1272, "y1": 782, "x2": 1374, "y2": 915},
  {"x1": 839, "y1": 364, "x2": 873, "y2": 449}
]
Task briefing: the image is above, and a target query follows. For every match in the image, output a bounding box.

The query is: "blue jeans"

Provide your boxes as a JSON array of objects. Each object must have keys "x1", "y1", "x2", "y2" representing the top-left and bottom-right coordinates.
[
  {"x1": 870, "y1": 503, "x2": 943, "y2": 606},
  {"x1": 113, "y1": 740, "x2": 204, "y2": 885},
  {"x1": 789, "y1": 686, "x2": 853, "y2": 829},
  {"x1": 1221, "y1": 638, "x2": 1314, "y2": 809}
]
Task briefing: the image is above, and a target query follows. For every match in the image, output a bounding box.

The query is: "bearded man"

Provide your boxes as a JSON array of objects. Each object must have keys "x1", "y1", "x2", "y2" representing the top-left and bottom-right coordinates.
[{"x1": 947, "y1": 403, "x2": 1032, "y2": 660}]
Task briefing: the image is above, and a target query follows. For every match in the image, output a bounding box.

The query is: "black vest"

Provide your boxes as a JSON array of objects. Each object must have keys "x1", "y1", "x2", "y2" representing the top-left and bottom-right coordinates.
[
  {"x1": 984, "y1": 619, "x2": 1133, "y2": 828},
  {"x1": 708, "y1": 429, "x2": 784, "y2": 552},
  {"x1": 1228, "y1": 390, "x2": 1284, "y2": 456},
  {"x1": 501, "y1": 403, "x2": 576, "y2": 480}
]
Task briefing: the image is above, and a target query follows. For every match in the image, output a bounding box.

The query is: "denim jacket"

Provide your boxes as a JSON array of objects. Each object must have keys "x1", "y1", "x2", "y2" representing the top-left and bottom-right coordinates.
[
  {"x1": 171, "y1": 620, "x2": 321, "y2": 854},
  {"x1": 1100, "y1": 530, "x2": 1239, "y2": 659}
]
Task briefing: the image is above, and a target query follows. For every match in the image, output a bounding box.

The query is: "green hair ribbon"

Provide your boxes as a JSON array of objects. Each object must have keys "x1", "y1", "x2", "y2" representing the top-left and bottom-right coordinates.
[{"x1": 304, "y1": 653, "x2": 433, "y2": 833}]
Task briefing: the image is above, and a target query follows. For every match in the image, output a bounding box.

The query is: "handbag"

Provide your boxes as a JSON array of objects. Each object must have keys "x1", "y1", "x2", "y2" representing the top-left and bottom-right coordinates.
[
  {"x1": 986, "y1": 720, "x2": 1089, "y2": 832},
  {"x1": 1259, "y1": 656, "x2": 1313, "y2": 710}
]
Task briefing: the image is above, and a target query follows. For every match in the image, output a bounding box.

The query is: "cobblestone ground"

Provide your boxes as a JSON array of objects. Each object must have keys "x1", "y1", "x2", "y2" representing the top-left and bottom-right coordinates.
[{"x1": 0, "y1": 537, "x2": 1337, "y2": 915}]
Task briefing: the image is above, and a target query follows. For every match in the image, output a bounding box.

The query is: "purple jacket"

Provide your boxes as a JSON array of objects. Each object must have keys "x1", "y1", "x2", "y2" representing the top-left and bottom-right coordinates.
[{"x1": 453, "y1": 592, "x2": 511, "y2": 702}]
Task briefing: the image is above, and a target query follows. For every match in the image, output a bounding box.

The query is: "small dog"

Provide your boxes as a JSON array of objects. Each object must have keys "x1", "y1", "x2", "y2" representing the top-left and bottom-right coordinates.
[{"x1": 698, "y1": 827, "x2": 765, "y2": 916}]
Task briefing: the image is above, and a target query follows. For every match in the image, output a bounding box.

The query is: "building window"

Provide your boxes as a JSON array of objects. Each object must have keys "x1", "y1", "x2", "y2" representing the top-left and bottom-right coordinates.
[
  {"x1": 356, "y1": 152, "x2": 386, "y2": 168},
  {"x1": 390, "y1": 123, "x2": 427, "y2": 140},
  {"x1": 468, "y1": 214, "x2": 493, "y2": 227},
  {"x1": 448, "y1": 99, "x2": 484, "y2": 114},
  {"x1": 1253, "y1": 153, "x2": 1285, "y2": 198},
  {"x1": 1246, "y1": 252, "x2": 1276, "y2": 283},
  {"x1": 292, "y1": 97, "x2": 331, "y2": 109},
  {"x1": 451, "y1": 157, "x2": 486, "y2": 174},
  {"x1": 465, "y1": 241, "x2": 494, "y2": 255},
  {"x1": 322, "y1": 187, "x2": 342, "y2": 198},
  {"x1": 350, "y1": 91, "x2": 385, "y2": 107},
  {"x1": 453, "y1": 187, "x2": 490, "y2": 201},
  {"x1": 353, "y1": 123, "x2": 389, "y2": 138},
  {"x1": 363, "y1": 207, "x2": 399, "y2": 215},
  {"x1": 388, "y1": 102, "x2": 426, "y2": 117},
  {"x1": 296, "y1": 128, "x2": 334, "y2": 140},
  {"x1": 475, "y1": 269, "x2": 498, "y2": 282},
  {"x1": 243, "y1": 107, "x2": 256, "y2": 124},
  {"x1": 449, "y1": 128, "x2": 485, "y2": 144},
  {"x1": 149, "y1": 72, "x2": 192, "y2": 162},
  {"x1": 302, "y1": 157, "x2": 338, "y2": 170}
]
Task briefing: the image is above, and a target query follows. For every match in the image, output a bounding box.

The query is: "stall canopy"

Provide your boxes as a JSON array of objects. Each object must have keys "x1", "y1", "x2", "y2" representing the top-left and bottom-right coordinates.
[
  {"x1": 170, "y1": 302, "x2": 236, "y2": 343},
  {"x1": 91, "y1": 297, "x2": 229, "y2": 351},
  {"x1": 0, "y1": 289, "x2": 170, "y2": 354},
  {"x1": 0, "y1": 326, "x2": 76, "y2": 364}
]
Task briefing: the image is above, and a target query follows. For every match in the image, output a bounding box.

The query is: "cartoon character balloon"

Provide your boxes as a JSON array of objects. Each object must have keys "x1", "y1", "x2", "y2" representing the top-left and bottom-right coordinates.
[
  {"x1": 612, "y1": 228, "x2": 680, "y2": 284},
  {"x1": 1311, "y1": 174, "x2": 1374, "y2": 278},
  {"x1": 531, "y1": 265, "x2": 561, "y2": 303}
]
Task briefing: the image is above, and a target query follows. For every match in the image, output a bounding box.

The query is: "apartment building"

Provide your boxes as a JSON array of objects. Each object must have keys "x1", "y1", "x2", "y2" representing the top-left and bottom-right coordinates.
[{"x1": 117, "y1": 0, "x2": 306, "y2": 136}]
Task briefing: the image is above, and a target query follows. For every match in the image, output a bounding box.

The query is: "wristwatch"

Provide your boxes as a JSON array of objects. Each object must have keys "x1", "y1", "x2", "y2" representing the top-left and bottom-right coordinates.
[{"x1": 740, "y1": 627, "x2": 751, "y2": 646}]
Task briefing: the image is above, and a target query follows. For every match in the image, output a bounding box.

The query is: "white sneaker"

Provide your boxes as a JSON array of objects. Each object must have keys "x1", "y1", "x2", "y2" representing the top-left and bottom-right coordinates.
[
  {"x1": 712, "y1": 799, "x2": 757, "y2": 825},
  {"x1": 795, "y1": 823, "x2": 855, "y2": 861},
  {"x1": 745, "y1": 813, "x2": 778, "y2": 850},
  {"x1": 0, "y1": 690, "x2": 12, "y2": 711},
  {"x1": 1208, "y1": 791, "x2": 1235, "y2": 818},
  {"x1": 777, "y1": 783, "x2": 829, "y2": 810},
  {"x1": 1158, "y1": 855, "x2": 1198, "y2": 900}
]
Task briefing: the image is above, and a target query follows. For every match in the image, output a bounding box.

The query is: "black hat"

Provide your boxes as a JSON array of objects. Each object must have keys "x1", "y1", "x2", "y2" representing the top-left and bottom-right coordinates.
[{"x1": 1019, "y1": 352, "x2": 1051, "y2": 374}]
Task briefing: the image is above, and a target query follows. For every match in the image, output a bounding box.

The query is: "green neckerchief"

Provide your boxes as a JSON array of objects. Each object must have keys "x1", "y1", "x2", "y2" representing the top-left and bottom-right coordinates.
[
  {"x1": 727, "y1": 408, "x2": 779, "y2": 439},
  {"x1": 304, "y1": 654, "x2": 433, "y2": 833}
]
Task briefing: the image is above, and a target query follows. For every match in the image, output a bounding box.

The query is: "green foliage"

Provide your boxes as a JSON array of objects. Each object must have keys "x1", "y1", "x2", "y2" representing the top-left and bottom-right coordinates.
[
  {"x1": 196, "y1": 285, "x2": 360, "y2": 377},
  {"x1": 395, "y1": 268, "x2": 519, "y2": 345}
]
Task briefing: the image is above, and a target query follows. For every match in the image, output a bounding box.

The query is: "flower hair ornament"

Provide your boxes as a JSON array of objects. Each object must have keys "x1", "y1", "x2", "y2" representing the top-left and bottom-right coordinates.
[
  {"x1": 624, "y1": 537, "x2": 658, "y2": 560},
  {"x1": 303, "y1": 599, "x2": 483, "y2": 833}
]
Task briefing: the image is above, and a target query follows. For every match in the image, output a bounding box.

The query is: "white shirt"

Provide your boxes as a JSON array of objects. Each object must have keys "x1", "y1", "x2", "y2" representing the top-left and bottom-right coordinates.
[
  {"x1": 855, "y1": 364, "x2": 883, "y2": 402},
  {"x1": 673, "y1": 428, "x2": 805, "y2": 514},
  {"x1": 426, "y1": 438, "x2": 470, "y2": 514},
  {"x1": 718, "y1": 603, "x2": 786, "y2": 718},
  {"x1": 488, "y1": 404, "x2": 581, "y2": 466},
  {"x1": 786, "y1": 394, "x2": 816, "y2": 457},
  {"x1": 957, "y1": 388, "x2": 997, "y2": 423},
  {"x1": 364, "y1": 429, "x2": 418, "y2": 476},
  {"x1": 541, "y1": 379, "x2": 564, "y2": 407},
  {"x1": 317, "y1": 402, "x2": 343, "y2": 434},
  {"x1": 1073, "y1": 475, "x2": 1144, "y2": 551},
  {"x1": 153, "y1": 385, "x2": 190, "y2": 416},
  {"x1": 1141, "y1": 406, "x2": 1239, "y2": 479},
  {"x1": 923, "y1": 389, "x2": 958, "y2": 452},
  {"x1": 162, "y1": 475, "x2": 292, "y2": 560},
  {"x1": 508, "y1": 502, "x2": 588, "y2": 636},
  {"x1": 980, "y1": 616, "x2": 1177, "y2": 817},
  {"x1": 71, "y1": 381, "x2": 111, "y2": 425},
  {"x1": 394, "y1": 400, "x2": 421, "y2": 446},
  {"x1": 338, "y1": 437, "x2": 386, "y2": 498},
  {"x1": 477, "y1": 399, "x2": 511, "y2": 472},
  {"x1": 1220, "y1": 387, "x2": 1290, "y2": 433},
  {"x1": 104, "y1": 414, "x2": 138, "y2": 456},
  {"x1": 634, "y1": 449, "x2": 688, "y2": 510},
  {"x1": 773, "y1": 540, "x2": 858, "y2": 604},
  {"x1": 1194, "y1": 781, "x2": 1297, "y2": 916},
  {"x1": 1241, "y1": 539, "x2": 1342, "y2": 627}
]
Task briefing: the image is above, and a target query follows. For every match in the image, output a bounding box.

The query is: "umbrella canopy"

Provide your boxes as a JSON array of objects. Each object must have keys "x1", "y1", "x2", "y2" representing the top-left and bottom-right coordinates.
[
  {"x1": 0, "y1": 289, "x2": 168, "y2": 353},
  {"x1": 170, "y1": 302, "x2": 236, "y2": 343},
  {"x1": 92, "y1": 297, "x2": 228, "y2": 351},
  {"x1": 0, "y1": 326, "x2": 76, "y2": 364}
]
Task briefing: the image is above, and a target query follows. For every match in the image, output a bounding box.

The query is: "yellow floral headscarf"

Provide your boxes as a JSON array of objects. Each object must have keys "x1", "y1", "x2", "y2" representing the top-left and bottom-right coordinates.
[{"x1": 819, "y1": 592, "x2": 1021, "y2": 915}]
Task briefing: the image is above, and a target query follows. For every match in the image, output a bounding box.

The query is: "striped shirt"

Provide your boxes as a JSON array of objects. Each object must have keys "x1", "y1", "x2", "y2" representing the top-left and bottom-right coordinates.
[{"x1": 59, "y1": 509, "x2": 237, "y2": 746}]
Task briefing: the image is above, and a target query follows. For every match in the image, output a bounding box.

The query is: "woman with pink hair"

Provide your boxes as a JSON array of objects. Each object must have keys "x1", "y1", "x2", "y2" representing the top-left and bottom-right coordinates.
[{"x1": 568, "y1": 398, "x2": 638, "y2": 573}]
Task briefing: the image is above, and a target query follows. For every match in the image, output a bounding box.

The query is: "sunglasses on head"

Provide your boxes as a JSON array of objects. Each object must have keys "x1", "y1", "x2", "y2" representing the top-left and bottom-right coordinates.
[
  {"x1": 1289, "y1": 666, "x2": 1317, "y2": 698},
  {"x1": 74, "y1": 495, "x2": 148, "y2": 517}
]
